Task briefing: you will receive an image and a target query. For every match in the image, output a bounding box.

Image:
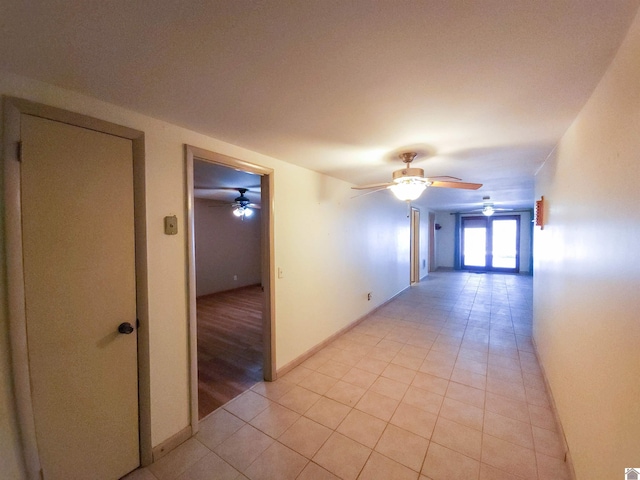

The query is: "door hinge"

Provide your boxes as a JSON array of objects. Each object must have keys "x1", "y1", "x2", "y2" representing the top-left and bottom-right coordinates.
[
  {"x1": 136, "y1": 318, "x2": 140, "y2": 329},
  {"x1": 17, "y1": 141, "x2": 23, "y2": 162}
]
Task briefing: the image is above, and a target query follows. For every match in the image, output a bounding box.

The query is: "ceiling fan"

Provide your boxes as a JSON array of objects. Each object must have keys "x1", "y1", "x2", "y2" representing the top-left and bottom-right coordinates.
[
  {"x1": 461, "y1": 196, "x2": 516, "y2": 216},
  {"x1": 202, "y1": 187, "x2": 260, "y2": 219},
  {"x1": 352, "y1": 152, "x2": 482, "y2": 201},
  {"x1": 230, "y1": 188, "x2": 259, "y2": 218}
]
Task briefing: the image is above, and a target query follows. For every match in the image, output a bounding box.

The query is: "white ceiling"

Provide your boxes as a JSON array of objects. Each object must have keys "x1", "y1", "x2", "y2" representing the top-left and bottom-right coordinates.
[{"x1": 2, "y1": 1, "x2": 638, "y2": 211}]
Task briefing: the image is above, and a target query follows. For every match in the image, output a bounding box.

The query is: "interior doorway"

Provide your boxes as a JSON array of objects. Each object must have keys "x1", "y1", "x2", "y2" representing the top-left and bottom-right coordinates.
[
  {"x1": 410, "y1": 207, "x2": 420, "y2": 284},
  {"x1": 428, "y1": 212, "x2": 436, "y2": 272},
  {"x1": 192, "y1": 160, "x2": 263, "y2": 418},
  {"x1": 185, "y1": 146, "x2": 275, "y2": 430},
  {"x1": 461, "y1": 215, "x2": 520, "y2": 272}
]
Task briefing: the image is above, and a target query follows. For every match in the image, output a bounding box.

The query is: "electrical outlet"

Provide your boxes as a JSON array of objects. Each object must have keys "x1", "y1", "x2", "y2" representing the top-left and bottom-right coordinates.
[
  {"x1": 233, "y1": 275, "x2": 238, "y2": 281},
  {"x1": 367, "y1": 292, "x2": 372, "y2": 301}
]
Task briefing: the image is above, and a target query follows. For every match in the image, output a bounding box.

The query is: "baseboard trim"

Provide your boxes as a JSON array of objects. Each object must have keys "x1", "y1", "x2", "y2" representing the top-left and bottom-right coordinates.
[
  {"x1": 151, "y1": 425, "x2": 193, "y2": 463},
  {"x1": 531, "y1": 337, "x2": 577, "y2": 480},
  {"x1": 276, "y1": 286, "x2": 409, "y2": 378},
  {"x1": 196, "y1": 283, "x2": 262, "y2": 299}
]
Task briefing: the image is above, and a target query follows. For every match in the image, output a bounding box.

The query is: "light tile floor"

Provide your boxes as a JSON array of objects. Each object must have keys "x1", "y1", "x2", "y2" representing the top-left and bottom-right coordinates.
[{"x1": 125, "y1": 271, "x2": 572, "y2": 480}]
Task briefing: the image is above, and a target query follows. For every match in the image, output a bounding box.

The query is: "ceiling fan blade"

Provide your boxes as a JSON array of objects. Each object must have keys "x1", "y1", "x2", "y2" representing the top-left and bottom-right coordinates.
[
  {"x1": 453, "y1": 208, "x2": 531, "y2": 214},
  {"x1": 231, "y1": 201, "x2": 261, "y2": 208},
  {"x1": 207, "y1": 201, "x2": 261, "y2": 209},
  {"x1": 425, "y1": 175, "x2": 462, "y2": 181},
  {"x1": 351, "y1": 186, "x2": 390, "y2": 198},
  {"x1": 194, "y1": 185, "x2": 261, "y2": 191},
  {"x1": 351, "y1": 182, "x2": 394, "y2": 190},
  {"x1": 430, "y1": 180, "x2": 483, "y2": 190}
]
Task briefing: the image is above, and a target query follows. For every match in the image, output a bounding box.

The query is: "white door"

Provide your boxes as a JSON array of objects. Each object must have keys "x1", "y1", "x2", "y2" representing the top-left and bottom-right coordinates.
[{"x1": 21, "y1": 114, "x2": 139, "y2": 479}]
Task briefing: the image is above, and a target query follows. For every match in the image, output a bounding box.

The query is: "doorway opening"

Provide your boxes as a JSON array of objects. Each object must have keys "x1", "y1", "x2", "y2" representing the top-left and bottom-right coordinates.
[
  {"x1": 193, "y1": 160, "x2": 262, "y2": 418},
  {"x1": 428, "y1": 212, "x2": 436, "y2": 272},
  {"x1": 410, "y1": 207, "x2": 420, "y2": 284},
  {"x1": 461, "y1": 215, "x2": 520, "y2": 272},
  {"x1": 185, "y1": 145, "x2": 275, "y2": 430}
]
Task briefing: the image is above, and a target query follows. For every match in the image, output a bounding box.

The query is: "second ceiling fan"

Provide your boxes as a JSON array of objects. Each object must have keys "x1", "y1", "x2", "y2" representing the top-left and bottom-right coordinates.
[
  {"x1": 200, "y1": 187, "x2": 261, "y2": 219},
  {"x1": 229, "y1": 188, "x2": 258, "y2": 218},
  {"x1": 352, "y1": 152, "x2": 482, "y2": 201}
]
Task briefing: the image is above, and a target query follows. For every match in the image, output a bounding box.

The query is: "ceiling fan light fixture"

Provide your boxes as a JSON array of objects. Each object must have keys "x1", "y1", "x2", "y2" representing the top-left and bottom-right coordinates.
[
  {"x1": 351, "y1": 151, "x2": 482, "y2": 199},
  {"x1": 389, "y1": 179, "x2": 426, "y2": 201},
  {"x1": 233, "y1": 205, "x2": 253, "y2": 218},
  {"x1": 482, "y1": 205, "x2": 495, "y2": 216}
]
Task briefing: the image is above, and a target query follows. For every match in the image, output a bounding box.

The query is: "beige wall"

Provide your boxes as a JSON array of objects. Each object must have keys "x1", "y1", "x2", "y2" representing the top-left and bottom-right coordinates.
[
  {"x1": 271, "y1": 164, "x2": 410, "y2": 366},
  {"x1": 0, "y1": 279, "x2": 23, "y2": 480},
  {"x1": 435, "y1": 212, "x2": 456, "y2": 268},
  {"x1": 194, "y1": 198, "x2": 261, "y2": 296},
  {"x1": 0, "y1": 73, "x2": 411, "y2": 477},
  {"x1": 533, "y1": 10, "x2": 640, "y2": 480}
]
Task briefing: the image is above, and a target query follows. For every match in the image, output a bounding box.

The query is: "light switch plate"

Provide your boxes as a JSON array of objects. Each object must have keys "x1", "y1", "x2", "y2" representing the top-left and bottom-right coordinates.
[{"x1": 164, "y1": 215, "x2": 178, "y2": 235}]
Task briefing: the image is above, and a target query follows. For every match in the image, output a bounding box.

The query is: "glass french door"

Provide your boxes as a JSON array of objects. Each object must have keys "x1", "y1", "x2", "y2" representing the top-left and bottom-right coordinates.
[{"x1": 461, "y1": 216, "x2": 520, "y2": 272}]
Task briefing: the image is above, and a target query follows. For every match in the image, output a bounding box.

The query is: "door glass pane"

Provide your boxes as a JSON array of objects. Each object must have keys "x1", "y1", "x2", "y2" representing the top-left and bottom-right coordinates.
[
  {"x1": 492, "y1": 219, "x2": 517, "y2": 269},
  {"x1": 463, "y1": 223, "x2": 486, "y2": 267}
]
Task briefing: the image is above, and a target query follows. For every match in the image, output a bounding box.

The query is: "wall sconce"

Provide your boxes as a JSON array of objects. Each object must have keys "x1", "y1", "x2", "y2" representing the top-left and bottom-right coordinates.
[{"x1": 535, "y1": 196, "x2": 545, "y2": 229}]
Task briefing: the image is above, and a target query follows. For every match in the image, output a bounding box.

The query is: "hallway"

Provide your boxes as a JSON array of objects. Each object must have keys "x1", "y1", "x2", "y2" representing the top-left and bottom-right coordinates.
[{"x1": 128, "y1": 271, "x2": 570, "y2": 480}]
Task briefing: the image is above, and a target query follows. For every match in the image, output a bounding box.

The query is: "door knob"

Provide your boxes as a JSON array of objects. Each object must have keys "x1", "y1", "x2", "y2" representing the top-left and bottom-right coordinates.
[{"x1": 118, "y1": 322, "x2": 135, "y2": 335}]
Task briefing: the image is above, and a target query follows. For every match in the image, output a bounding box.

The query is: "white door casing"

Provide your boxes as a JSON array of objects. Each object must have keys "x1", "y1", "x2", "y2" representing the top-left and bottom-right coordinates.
[{"x1": 184, "y1": 144, "x2": 275, "y2": 435}]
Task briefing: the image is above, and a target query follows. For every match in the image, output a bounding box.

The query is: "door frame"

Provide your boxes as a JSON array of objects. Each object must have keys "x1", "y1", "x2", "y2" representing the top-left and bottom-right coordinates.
[
  {"x1": 410, "y1": 207, "x2": 420, "y2": 284},
  {"x1": 2, "y1": 97, "x2": 152, "y2": 477},
  {"x1": 184, "y1": 145, "x2": 275, "y2": 434},
  {"x1": 461, "y1": 214, "x2": 521, "y2": 273},
  {"x1": 428, "y1": 212, "x2": 436, "y2": 272}
]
